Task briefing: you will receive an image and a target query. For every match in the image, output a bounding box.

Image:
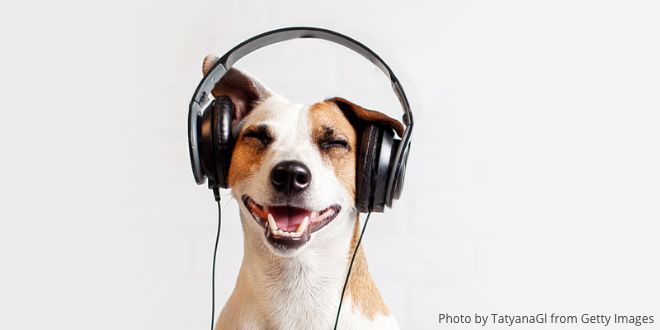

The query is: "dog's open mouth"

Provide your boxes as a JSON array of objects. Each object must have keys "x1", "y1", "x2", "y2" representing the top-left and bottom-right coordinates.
[{"x1": 242, "y1": 195, "x2": 340, "y2": 248}]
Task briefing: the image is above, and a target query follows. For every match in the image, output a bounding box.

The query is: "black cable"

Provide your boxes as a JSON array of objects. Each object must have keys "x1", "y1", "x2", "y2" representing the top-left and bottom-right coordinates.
[
  {"x1": 211, "y1": 190, "x2": 222, "y2": 330},
  {"x1": 333, "y1": 212, "x2": 372, "y2": 330}
]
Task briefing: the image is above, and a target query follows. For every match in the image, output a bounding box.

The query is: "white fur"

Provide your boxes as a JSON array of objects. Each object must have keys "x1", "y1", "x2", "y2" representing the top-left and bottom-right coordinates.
[{"x1": 217, "y1": 94, "x2": 398, "y2": 329}]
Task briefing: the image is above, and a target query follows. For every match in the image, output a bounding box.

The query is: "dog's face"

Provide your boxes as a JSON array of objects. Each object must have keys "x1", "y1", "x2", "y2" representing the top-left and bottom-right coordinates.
[
  {"x1": 230, "y1": 96, "x2": 356, "y2": 256},
  {"x1": 203, "y1": 56, "x2": 402, "y2": 256}
]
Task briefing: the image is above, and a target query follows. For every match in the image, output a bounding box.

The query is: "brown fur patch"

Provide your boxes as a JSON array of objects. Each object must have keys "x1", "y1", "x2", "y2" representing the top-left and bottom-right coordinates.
[
  {"x1": 308, "y1": 101, "x2": 358, "y2": 198},
  {"x1": 346, "y1": 215, "x2": 391, "y2": 319},
  {"x1": 227, "y1": 126, "x2": 269, "y2": 186}
]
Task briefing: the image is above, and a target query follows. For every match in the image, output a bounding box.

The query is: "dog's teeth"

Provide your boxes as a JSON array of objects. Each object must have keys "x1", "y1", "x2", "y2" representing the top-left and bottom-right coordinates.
[
  {"x1": 296, "y1": 216, "x2": 310, "y2": 234},
  {"x1": 267, "y1": 213, "x2": 278, "y2": 232},
  {"x1": 266, "y1": 214, "x2": 309, "y2": 238}
]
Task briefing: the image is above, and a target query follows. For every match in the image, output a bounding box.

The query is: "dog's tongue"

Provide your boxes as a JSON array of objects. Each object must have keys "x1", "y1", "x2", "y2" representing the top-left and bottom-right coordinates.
[{"x1": 268, "y1": 206, "x2": 311, "y2": 232}]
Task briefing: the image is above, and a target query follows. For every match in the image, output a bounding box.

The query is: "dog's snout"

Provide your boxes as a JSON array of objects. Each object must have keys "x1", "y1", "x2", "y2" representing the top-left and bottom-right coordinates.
[{"x1": 271, "y1": 160, "x2": 311, "y2": 196}]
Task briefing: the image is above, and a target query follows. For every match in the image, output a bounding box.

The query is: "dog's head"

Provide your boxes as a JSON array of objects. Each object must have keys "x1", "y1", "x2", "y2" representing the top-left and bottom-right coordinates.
[{"x1": 203, "y1": 55, "x2": 403, "y2": 256}]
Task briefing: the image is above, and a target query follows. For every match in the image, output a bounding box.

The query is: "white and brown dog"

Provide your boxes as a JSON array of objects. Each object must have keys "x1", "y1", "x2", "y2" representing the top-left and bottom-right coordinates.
[{"x1": 202, "y1": 55, "x2": 403, "y2": 329}]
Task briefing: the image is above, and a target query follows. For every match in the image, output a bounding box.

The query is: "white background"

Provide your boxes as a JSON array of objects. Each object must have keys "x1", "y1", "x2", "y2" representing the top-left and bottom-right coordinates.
[{"x1": 1, "y1": 0, "x2": 659, "y2": 329}]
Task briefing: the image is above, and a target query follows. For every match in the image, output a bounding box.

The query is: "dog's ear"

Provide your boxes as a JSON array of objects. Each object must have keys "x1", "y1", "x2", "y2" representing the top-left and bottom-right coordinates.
[
  {"x1": 202, "y1": 54, "x2": 220, "y2": 76},
  {"x1": 326, "y1": 97, "x2": 404, "y2": 137},
  {"x1": 202, "y1": 54, "x2": 273, "y2": 123}
]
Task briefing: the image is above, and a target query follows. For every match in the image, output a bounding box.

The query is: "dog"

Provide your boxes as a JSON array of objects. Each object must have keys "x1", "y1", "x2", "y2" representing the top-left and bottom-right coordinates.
[{"x1": 202, "y1": 54, "x2": 403, "y2": 329}]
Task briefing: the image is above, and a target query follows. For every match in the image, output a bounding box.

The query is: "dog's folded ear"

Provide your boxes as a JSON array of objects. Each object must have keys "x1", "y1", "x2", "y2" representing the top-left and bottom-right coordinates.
[
  {"x1": 326, "y1": 97, "x2": 404, "y2": 137},
  {"x1": 202, "y1": 54, "x2": 273, "y2": 123}
]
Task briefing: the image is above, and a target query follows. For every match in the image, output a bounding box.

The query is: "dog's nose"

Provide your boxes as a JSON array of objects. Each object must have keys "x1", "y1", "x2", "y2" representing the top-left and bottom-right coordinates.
[{"x1": 271, "y1": 160, "x2": 312, "y2": 196}]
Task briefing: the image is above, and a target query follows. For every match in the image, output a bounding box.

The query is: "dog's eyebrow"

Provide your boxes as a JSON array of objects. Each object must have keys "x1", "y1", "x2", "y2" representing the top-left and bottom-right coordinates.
[
  {"x1": 319, "y1": 125, "x2": 350, "y2": 141},
  {"x1": 320, "y1": 125, "x2": 338, "y2": 138}
]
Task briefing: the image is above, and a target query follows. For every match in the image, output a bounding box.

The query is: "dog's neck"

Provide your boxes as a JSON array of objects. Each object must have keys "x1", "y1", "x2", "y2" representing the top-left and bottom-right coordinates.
[
  {"x1": 233, "y1": 210, "x2": 355, "y2": 328},
  {"x1": 222, "y1": 209, "x2": 390, "y2": 328}
]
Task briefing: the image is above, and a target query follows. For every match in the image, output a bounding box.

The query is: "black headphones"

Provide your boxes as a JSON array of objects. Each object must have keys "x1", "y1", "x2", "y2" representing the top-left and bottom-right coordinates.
[{"x1": 188, "y1": 27, "x2": 414, "y2": 213}]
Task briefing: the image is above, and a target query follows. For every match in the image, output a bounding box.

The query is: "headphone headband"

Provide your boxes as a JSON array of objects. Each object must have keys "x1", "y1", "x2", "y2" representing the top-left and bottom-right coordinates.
[{"x1": 189, "y1": 27, "x2": 413, "y2": 203}]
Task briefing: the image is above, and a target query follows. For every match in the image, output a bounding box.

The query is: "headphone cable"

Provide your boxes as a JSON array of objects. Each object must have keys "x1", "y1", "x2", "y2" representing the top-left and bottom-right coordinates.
[
  {"x1": 333, "y1": 211, "x2": 372, "y2": 330},
  {"x1": 211, "y1": 190, "x2": 222, "y2": 330}
]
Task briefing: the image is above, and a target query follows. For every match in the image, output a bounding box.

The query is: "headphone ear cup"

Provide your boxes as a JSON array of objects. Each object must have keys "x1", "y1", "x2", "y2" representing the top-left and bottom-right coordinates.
[
  {"x1": 356, "y1": 125, "x2": 381, "y2": 212},
  {"x1": 212, "y1": 96, "x2": 235, "y2": 188},
  {"x1": 386, "y1": 138, "x2": 408, "y2": 207},
  {"x1": 199, "y1": 101, "x2": 217, "y2": 188},
  {"x1": 371, "y1": 128, "x2": 394, "y2": 212}
]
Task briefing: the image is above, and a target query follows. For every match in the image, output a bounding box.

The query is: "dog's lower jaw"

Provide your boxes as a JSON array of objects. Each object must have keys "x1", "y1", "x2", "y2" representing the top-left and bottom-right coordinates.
[{"x1": 216, "y1": 210, "x2": 398, "y2": 329}]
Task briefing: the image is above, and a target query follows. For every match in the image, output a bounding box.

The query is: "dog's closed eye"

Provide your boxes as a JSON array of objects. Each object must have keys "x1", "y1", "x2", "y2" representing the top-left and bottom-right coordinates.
[
  {"x1": 243, "y1": 124, "x2": 273, "y2": 146},
  {"x1": 318, "y1": 126, "x2": 350, "y2": 152},
  {"x1": 320, "y1": 138, "x2": 349, "y2": 150}
]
